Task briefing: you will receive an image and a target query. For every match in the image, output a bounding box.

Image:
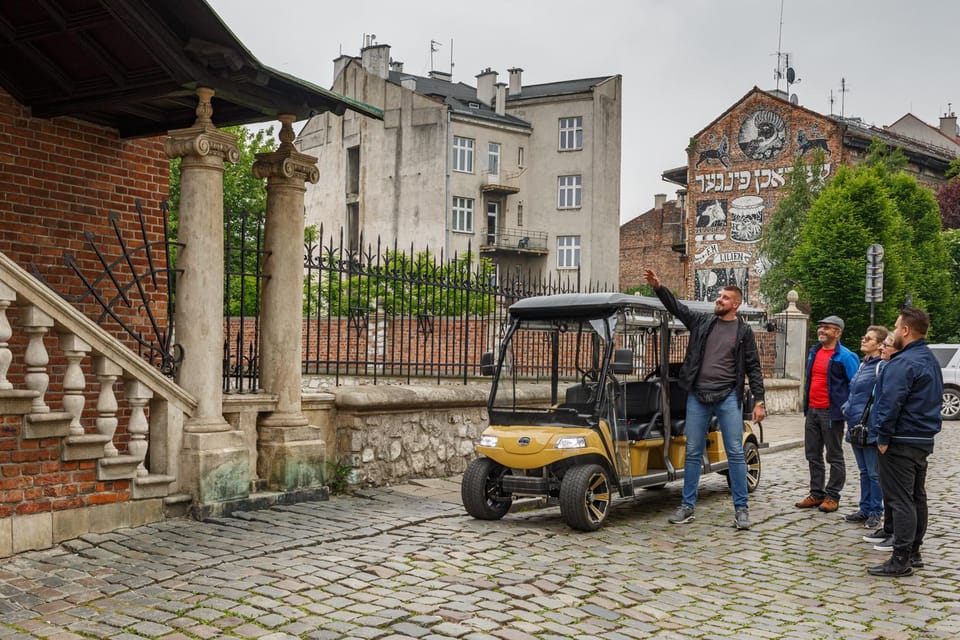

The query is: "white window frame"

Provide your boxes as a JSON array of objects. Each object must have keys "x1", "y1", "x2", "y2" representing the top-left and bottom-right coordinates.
[
  {"x1": 558, "y1": 175, "x2": 582, "y2": 209},
  {"x1": 488, "y1": 142, "x2": 500, "y2": 175},
  {"x1": 452, "y1": 196, "x2": 474, "y2": 233},
  {"x1": 453, "y1": 136, "x2": 474, "y2": 173},
  {"x1": 557, "y1": 235, "x2": 581, "y2": 269},
  {"x1": 559, "y1": 116, "x2": 583, "y2": 150}
]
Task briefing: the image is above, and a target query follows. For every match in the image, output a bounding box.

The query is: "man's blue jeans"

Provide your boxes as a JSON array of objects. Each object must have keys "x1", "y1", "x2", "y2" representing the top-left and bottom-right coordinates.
[
  {"x1": 681, "y1": 390, "x2": 748, "y2": 509},
  {"x1": 852, "y1": 444, "x2": 883, "y2": 517}
]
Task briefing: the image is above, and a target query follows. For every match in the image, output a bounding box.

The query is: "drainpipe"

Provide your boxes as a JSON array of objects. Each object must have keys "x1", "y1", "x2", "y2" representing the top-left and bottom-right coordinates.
[{"x1": 445, "y1": 107, "x2": 451, "y2": 258}]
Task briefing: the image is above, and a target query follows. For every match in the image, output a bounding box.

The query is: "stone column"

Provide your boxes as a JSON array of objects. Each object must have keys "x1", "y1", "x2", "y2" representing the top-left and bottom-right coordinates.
[
  {"x1": 166, "y1": 87, "x2": 249, "y2": 503},
  {"x1": 252, "y1": 114, "x2": 327, "y2": 491},
  {"x1": 774, "y1": 290, "x2": 809, "y2": 382}
]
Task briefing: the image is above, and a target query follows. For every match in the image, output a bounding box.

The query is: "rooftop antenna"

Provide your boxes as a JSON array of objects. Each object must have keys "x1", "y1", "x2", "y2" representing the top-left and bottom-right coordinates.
[
  {"x1": 450, "y1": 38, "x2": 455, "y2": 78},
  {"x1": 773, "y1": 0, "x2": 785, "y2": 92},
  {"x1": 829, "y1": 89, "x2": 835, "y2": 116},
  {"x1": 839, "y1": 77, "x2": 849, "y2": 118},
  {"x1": 430, "y1": 39, "x2": 441, "y2": 72}
]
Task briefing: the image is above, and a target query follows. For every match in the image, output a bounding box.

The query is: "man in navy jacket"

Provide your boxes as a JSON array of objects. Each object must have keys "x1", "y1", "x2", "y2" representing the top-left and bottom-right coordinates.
[{"x1": 868, "y1": 307, "x2": 942, "y2": 577}]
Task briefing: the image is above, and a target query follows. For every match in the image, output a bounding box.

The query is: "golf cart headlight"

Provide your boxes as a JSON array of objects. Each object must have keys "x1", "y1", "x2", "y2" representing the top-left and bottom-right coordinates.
[
  {"x1": 556, "y1": 436, "x2": 587, "y2": 449},
  {"x1": 479, "y1": 435, "x2": 499, "y2": 447}
]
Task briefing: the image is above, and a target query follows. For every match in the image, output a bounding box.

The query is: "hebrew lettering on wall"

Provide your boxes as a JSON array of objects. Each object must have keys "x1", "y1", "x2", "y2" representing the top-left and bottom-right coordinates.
[{"x1": 695, "y1": 267, "x2": 749, "y2": 302}]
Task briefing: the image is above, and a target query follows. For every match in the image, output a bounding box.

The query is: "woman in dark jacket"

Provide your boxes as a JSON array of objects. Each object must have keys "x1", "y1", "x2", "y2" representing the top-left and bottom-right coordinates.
[{"x1": 841, "y1": 325, "x2": 888, "y2": 529}]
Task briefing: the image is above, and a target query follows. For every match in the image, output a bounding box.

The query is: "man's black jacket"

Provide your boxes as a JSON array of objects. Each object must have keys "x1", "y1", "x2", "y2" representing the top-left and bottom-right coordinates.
[{"x1": 654, "y1": 284, "x2": 765, "y2": 406}]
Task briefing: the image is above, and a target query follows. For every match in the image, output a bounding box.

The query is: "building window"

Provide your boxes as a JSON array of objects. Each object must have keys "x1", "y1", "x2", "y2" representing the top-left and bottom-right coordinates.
[
  {"x1": 346, "y1": 146, "x2": 360, "y2": 195},
  {"x1": 453, "y1": 136, "x2": 474, "y2": 173},
  {"x1": 557, "y1": 235, "x2": 581, "y2": 269},
  {"x1": 488, "y1": 142, "x2": 500, "y2": 175},
  {"x1": 518, "y1": 146, "x2": 524, "y2": 168},
  {"x1": 559, "y1": 116, "x2": 583, "y2": 150},
  {"x1": 517, "y1": 201, "x2": 523, "y2": 227},
  {"x1": 558, "y1": 175, "x2": 582, "y2": 209},
  {"x1": 452, "y1": 196, "x2": 474, "y2": 233}
]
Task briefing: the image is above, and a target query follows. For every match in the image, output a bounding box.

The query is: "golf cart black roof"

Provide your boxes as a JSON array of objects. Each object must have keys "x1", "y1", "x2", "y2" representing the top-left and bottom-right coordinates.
[{"x1": 508, "y1": 292, "x2": 765, "y2": 321}]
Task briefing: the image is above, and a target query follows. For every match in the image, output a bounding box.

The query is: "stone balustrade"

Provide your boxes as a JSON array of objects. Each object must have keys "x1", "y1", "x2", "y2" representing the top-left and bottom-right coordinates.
[{"x1": 0, "y1": 252, "x2": 197, "y2": 556}]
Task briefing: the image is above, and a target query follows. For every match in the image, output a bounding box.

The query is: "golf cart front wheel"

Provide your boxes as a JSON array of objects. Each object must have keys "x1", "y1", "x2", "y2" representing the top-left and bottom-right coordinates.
[
  {"x1": 559, "y1": 464, "x2": 612, "y2": 532},
  {"x1": 461, "y1": 457, "x2": 512, "y2": 520}
]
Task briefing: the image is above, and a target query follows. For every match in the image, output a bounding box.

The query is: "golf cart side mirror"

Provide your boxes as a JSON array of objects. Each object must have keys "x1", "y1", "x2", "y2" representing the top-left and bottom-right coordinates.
[
  {"x1": 612, "y1": 349, "x2": 633, "y2": 375},
  {"x1": 479, "y1": 351, "x2": 496, "y2": 376}
]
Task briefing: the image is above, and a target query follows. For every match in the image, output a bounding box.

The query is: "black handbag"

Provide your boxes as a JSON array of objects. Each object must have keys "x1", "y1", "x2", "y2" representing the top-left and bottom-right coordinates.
[
  {"x1": 849, "y1": 362, "x2": 881, "y2": 448},
  {"x1": 849, "y1": 397, "x2": 871, "y2": 448}
]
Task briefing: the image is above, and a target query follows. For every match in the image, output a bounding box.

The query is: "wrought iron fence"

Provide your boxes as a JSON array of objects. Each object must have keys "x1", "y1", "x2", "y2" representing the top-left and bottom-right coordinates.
[{"x1": 222, "y1": 207, "x2": 266, "y2": 393}]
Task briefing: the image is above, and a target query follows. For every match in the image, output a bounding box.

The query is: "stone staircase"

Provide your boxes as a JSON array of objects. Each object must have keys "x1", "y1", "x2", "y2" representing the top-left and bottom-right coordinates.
[{"x1": 0, "y1": 252, "x2": 198, "y2": 554}]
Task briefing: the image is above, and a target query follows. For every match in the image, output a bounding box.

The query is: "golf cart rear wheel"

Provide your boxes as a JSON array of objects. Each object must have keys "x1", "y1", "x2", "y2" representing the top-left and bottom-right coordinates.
[
  {"x1": 559, "y1": 464, "x2": 612, "y2": 531},
  {"x1": 461, "y1": 457, "x2": 512, "y2": 520},
  {"x1": 724, "y1": 441, "x2": 762, "y2": 493}
]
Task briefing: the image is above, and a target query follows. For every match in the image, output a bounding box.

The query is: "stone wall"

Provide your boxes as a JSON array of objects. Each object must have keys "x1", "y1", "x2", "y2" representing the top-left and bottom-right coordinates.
[{"x1": 311, "y1": 379, "x2": 800, "y2": 489}]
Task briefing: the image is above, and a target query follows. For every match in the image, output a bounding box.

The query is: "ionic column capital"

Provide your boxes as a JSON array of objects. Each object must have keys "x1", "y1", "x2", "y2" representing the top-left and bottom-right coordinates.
[
  {"x1": 164, "y1": 87, "x2": 240, "y2": 164},
  {"x1": 252, "y1": 114, "x2": 319, "y2": 185}
]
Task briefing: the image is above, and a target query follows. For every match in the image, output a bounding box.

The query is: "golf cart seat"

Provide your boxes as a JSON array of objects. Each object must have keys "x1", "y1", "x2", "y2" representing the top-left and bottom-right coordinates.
[
  {"x1": 560, "y1": 382, "x2": 596, "y2": 414},
  {"x1": 622, "y1": 381, "x2": 664, "y2": 440}
]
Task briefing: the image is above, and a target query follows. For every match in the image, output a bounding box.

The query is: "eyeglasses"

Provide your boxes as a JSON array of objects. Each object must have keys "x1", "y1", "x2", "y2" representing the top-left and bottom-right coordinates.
[{"x1": 861, "y1": 335, "x2": 876, "y2": 342}]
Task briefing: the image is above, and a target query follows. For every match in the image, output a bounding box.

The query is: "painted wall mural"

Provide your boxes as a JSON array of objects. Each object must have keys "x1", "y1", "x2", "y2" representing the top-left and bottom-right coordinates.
[
  {"x1": 738, "y1": 109, "x2": 787, "y2": 160},
  {"x1": 695, "y1": 267, "x2": 749, "y2": 302},
  {"x1": 687, "y1": 93, "x2": 841, "y2": 304},
  {"x1": 695, "y1": 135, "x2": 731, "y2": 169},
  {"x1": 729, "y1": 195, "x2": 764, "y2": 243}
]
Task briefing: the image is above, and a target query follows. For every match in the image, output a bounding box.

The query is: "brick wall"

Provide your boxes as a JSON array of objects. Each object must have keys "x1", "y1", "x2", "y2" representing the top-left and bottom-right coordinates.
[
  {"x1": 0, "y1": 86, "x2": 168, "y2": 517},
  {"x1": 619, "y1": 200, "x2": 686, "y2": 292}
]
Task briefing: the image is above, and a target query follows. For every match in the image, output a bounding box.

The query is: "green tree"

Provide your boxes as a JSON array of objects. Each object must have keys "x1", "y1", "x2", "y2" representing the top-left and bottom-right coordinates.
[
  {"x1": 787, "y1": 164, "x2": 908, "y2": 350},
  {"x1": 786, "y1": 141, "x2": 958, "y2": 346},
  {"x1": 759, "y1": 150, "x2": 826, "y2": 310}
]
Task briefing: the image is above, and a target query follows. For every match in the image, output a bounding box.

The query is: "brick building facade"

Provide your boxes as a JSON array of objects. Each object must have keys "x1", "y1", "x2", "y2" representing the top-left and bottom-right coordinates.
[
  {"x1": 622, "y1": 87, "x2": 958, "y2": 304},
  {"x1": 619, "y1": 194, "x2": 686, "y2": 292}
]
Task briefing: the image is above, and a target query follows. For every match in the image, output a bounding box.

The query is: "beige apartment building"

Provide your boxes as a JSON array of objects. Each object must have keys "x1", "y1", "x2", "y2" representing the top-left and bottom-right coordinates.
[{"x1": 296, "y1": 39, "x2": 622, "y2": 288}]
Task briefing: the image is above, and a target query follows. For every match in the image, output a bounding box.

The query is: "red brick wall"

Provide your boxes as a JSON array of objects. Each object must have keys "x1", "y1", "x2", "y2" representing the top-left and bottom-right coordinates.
[
  {"x1": 0, "y1": 87, "x2": 168, "y2": 517},
  {"x1": 620, "y1": 200, "x2": 686, "y2": 292}
]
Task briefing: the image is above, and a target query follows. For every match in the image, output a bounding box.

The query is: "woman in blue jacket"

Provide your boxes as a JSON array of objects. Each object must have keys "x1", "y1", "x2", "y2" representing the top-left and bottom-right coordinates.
[{"x1": 841, "y1": 325, "x2": 888, "y2": 529}]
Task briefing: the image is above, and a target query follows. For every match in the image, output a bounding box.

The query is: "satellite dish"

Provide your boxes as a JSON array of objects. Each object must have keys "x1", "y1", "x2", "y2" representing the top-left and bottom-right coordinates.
[
  {"x1": 790, "y1": 93, "x2": 799, "y2": 105},
  {"x1": 786, "y1": 67, "x2": 796, "y2": 83}
]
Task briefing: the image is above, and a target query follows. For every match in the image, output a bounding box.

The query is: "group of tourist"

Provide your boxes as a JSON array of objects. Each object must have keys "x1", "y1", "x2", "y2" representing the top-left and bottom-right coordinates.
[
  {"x1": 642, "y1": 268, "x2": 943, "y2": 578},
  {"x1": 795, "y1": 309, "x2": 942, "y2": 577}
]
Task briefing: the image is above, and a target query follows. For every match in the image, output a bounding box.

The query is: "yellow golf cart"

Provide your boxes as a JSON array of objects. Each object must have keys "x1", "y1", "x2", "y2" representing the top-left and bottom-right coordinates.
[{"x1": 462, "y1": 292, "x2": 765, "y2": 531}]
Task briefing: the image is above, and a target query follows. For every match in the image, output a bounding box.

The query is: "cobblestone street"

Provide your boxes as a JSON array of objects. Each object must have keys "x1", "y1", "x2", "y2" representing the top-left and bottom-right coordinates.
[{"x1": 1, "y1": 420, "x2": 958, "y2": 639}]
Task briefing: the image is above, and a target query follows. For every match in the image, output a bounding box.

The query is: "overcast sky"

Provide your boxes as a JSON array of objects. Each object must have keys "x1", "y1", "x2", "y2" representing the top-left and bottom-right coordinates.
[{"x1": 206, "y1": 0, "x2": 959, "y2": 223}]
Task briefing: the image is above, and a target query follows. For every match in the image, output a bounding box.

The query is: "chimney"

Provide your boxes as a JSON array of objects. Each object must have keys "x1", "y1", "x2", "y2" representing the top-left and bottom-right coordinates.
[
  {"x1": 941, "y1": 110, "x2": 958, "y2": 139},
  {"x1": 507, "y1": 67, "x2": 523, "y2": 96},
  {"x1": 389, "y1": 59, "x2": 404, "y2": 73},
  {"x1": 654, "y1": 194, "x2": 667, "y2": 211},
  {"x1": 476, "y1": 68, "x2": 497, "y2": 106},
  {"x1": 428, "y1": 70, "x2": 452, "y2": 82},
  {"x1": 494, "y1": 83, "x2": 506, "y2": 116},
  {"x1": 401, "y1": 77, "x2": 417, "y2": 92},
  {"x1": 360, "y1": 40, "x2": 391, "y2": 80}
]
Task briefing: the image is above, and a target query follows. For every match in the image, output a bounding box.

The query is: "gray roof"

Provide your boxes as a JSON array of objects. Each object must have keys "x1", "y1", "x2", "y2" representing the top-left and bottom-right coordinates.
[
  {"x1": 386, "y1": 71, "x2": 617, "y2": 129},
  {"x1": 506, "y1": 76, "x2": 615, "y2": 100},
  {"x1": 836, "y1": 116, "x2": 956, "y2": 171},
  {"x1": 388, "y1": 71, "x2": 530, "y2": 128}
]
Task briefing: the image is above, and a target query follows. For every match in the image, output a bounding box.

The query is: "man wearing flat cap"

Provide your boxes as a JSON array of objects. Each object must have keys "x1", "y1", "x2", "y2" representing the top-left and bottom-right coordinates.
[{"x1": 796, "y1": 315, "x2": 860, "y2": 513}]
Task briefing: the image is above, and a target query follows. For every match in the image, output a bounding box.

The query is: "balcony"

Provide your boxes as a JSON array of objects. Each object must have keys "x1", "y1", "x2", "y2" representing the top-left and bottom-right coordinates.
[
  {"x1": 480, "y1": 227, "x2": 548, "y2": 255},
  {"x1": 481, "y1": 169, "x2": 521, "y2": 195}
]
